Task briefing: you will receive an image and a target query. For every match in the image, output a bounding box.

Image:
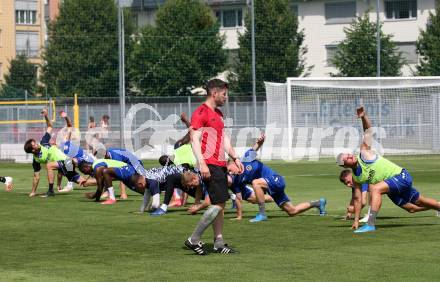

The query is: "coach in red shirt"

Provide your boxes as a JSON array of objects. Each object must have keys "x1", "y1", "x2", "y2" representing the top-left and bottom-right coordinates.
[{"x1": 184, "y1": 78, "x2": 244, "y2": 255}]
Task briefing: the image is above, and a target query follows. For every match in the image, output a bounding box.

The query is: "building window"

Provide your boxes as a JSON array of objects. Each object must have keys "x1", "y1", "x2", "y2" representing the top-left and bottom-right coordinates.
[
  {"x1": 396, "y1": 42, "x2": 418, "y2": 64},
  {"x1": 385, "y1": 0, "x2": 417, "y2": 20},
  {"x1": 16, "y1": 10, "x2": 37, "y2": 24},
  {"x1": 16, "y1": 32, "x2": 39, "y2": 58},
  {"x1": 215, "y1": 9, "x2": 243, "y2": 28},
  {"x1": 326, "y1": 45, "x2": 338, "y2": 66},
  {"x1": 325, "y1": 1, "x2": 356, "y2": 24},
  {"x1": 15, "y1": 0, "x2": 38, "y2": 24}
]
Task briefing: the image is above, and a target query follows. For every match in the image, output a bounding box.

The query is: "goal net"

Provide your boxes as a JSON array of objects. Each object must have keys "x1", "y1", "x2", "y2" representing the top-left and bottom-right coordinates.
[{"x1": 265, "y1": 77, "x2": 440, "y2": 160}]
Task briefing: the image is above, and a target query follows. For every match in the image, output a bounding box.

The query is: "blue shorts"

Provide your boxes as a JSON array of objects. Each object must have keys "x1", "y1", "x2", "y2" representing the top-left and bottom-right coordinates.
[
  {"x1": 361, "y1": 183, "x2": 369, "y2": 193},
  {"x1": 240, "y1": 186, "x2": 254, "y2": 201},
  {"x1": 263, "y1": 174, "x2": 290, "y2": 207},
  {"x1": 384, "y1": 169, "x2": 420, "y2": 206}
]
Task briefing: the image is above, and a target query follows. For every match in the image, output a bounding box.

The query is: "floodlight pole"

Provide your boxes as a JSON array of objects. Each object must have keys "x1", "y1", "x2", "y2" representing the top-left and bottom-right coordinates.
[
  {"x1": 376, "y1": 0, "x2": 381, "y2": 77},
  {"x1": 251, "y1": 0, "x2": 257, "y2": 126},
  {"x1": 118, "y1": 0, "x2": 126, "y2": 147},
  {"x1": 376, "y1": 0, "x2": 382, "y2": 140}
]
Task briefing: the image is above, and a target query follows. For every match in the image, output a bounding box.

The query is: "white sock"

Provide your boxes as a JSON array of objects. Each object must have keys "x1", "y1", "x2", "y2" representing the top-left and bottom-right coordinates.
[
  {"x1": 67, "y1": 181, "x2": 73, "y2": 188},
  {"x1": 107, "y1": 187, "x2": 116, "y2": 200},
  {"x1": 365, "y1": 206, "x2": 371, "y2": 217},
  {"x1": 151, "y1": 194, "x2": 160, "y2": 209},
  {"x1": 160, "y1": 204, "x2": 168, "y2": 212},
  {"x1": 230, "y1": 193, "x2": 237, "y2": 201},
  {"x1": 141, "y1": 190, "x2": 151, "y2": 212}
]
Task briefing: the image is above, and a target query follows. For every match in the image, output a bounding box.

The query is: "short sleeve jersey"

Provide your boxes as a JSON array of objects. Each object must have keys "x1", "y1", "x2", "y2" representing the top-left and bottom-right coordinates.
[
  {"x1": 191, "y1": 103, "x2": 226, "y2": 167},
  {"x1": 232, "y1": 148, "x2": 278, "y2": 189}
]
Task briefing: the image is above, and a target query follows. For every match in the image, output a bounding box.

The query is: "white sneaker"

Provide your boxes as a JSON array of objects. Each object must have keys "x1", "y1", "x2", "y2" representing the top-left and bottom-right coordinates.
[
  {"x1": 4, "y1": 177, "x2": 13, "y2": 191},
  {"x1": 59, "y1": 185, "x2": 73, "y2": 193},
  {"x1": 359, "y1": 214, "x2": 369, "y2": 223}
]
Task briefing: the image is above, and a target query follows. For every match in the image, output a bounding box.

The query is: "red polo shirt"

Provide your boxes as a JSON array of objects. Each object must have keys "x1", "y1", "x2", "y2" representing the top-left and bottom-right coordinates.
[{"x1": 191, "y1": 103, "x2": 226, "y2": 167}]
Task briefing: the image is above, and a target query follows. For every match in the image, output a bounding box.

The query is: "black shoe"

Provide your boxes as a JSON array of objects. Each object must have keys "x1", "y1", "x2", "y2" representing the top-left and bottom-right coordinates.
[
  {"x1": 213, "y1": 244, "x2": 238, "y2": 254},
  {"x1": 184, "y1": 238, "x2": 207, "y2": 255},
  {"x1": 40, "y1": 191, "x2": 55, "y2": 198}
]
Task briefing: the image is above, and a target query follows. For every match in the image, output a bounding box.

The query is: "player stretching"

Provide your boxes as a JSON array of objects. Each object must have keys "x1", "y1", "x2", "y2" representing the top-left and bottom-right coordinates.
[
  {"x1": 230, "y1": 134, "x2": 326, "y2": 222},
  {"x1": 339, "y1": 169, "x2": 435, "y2": 222},
  {"x1": 181, "y1": 170, "x2": 262, "y2": 218},
  {"x1": 79, "y1": 159, "x2": 161, "y2": 209},
  {"x1": 184, "y1": 78, "x2": 244, "y2": 255},
  {"x1": 0, "y1": 176, "x2": 13, "y2": 191},
  {"x1": 336, "y1": 106, "x2": 440, "y2": 233},
  {"x1": 79, "y1": 159, "x2": 130, "y2": 205},
  {"x1": 93, "y1": 146, "x2": 147, "y2": 199},
  {"x1": 23, "y1": 109, "x2": 87, "y2": 197},
  {"x1": 58, "y1": 111, "x2": 95, "y2": 192},
  {"x1": 339, "y1": 170, "x2": 370, "y2": 222},
  {"x1": 228, "y1": 180, "x2": 273, "y2": 221},
  {"x1": 139, "y1": 164, "x2": 190, "y2": 215},
  {"x1": 158, "y1": 112, "x2": 196, "y2": 207}
]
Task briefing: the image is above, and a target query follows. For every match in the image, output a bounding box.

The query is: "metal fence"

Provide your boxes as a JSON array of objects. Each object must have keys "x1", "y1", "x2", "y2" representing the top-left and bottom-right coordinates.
[{"x1": 0, "y1": 96, "x2": 267, "y2": 162}]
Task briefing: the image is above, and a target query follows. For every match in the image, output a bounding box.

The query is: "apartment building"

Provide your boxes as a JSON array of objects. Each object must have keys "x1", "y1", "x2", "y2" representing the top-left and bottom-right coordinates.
[
  {"x1": 0, "y1": 0, "x2": 46, "y2": 84},
  {"x1": 293, "y1": 0, "x2": 437, "y2": 76},
  {"x1": 132, "y1": 0, "x2": 438, "y2": 77}
]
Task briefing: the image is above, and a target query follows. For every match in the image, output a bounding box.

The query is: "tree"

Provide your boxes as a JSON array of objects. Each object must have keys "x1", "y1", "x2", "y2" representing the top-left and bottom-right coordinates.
[
  {"x1": 331, "y1": 13, "x2": 404, "y2": 77},
  {"x1": 234, "y1": 0, "x2": 310, "y2": 95},
  {"x1": 1, "y1": 54, "x2": 37, "y2": 97},
  {"x1": 42, "y1": 0, "x2": 134, "y2": 97},
  {"x1": 129, "y1": 0, "x2": 227, "y2": 96},
  {"x1": 416, "y1": 7, "x2": 440, "y2": 76}
]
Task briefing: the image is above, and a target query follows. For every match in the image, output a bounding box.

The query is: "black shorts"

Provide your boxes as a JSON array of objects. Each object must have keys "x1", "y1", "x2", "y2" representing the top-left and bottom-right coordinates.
[
  {"x1": 57, "y1": 158, "x2": 80, "y2": 182},
  {"x1": 206, "y1": 165, "x2": 229, "y2": 205}
]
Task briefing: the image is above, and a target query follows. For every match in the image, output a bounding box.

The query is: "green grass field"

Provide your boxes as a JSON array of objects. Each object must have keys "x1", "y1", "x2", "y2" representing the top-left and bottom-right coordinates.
[{"x1": 0, "y1": 156, "x2": 439, "y2": 281}]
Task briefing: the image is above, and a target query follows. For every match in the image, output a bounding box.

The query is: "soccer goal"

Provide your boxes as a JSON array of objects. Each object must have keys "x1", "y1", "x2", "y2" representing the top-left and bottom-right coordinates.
[
  {"x1": 265, "y1": 77, "x2": 440, "y2": 160},
  {"x1": 0, "y1": 99, "x2": 56, "y2": 124}
]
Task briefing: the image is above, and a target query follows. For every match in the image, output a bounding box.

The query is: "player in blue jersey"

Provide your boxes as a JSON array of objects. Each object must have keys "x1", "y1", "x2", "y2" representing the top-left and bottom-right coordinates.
[
  {"x1": 102, "y1": 163, "x2": 161, "y2": 211},
  {"x1": 57, "y1": 111, "x2": 96, "y2": 193},
  {"x1": 79, "y1": 159, "x2": 126, "y2": 204},
  {"x1": 228, "y1": 179, "x2": 273, "y2": 220},
  {"x1": 93, "y1": 146, "x2": 146, "y2": 199},
  {"x1": 99, "y1": 147, "x2": 146, "y2": 175},
  {"x1": 79, "y1": 159, "x2": 160, "y2": 207},
  {"x1": 229, "y1": 134, "x2": 327, "y2": 222},
  {"x1": 182, "y1": 171, "x2": 274, "y2": 219}
]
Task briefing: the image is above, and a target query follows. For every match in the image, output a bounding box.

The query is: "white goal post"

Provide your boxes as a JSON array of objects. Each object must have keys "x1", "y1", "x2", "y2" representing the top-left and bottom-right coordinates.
[{"x1": 265, "y1": 77, "x2": 440, "y2": 161}]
